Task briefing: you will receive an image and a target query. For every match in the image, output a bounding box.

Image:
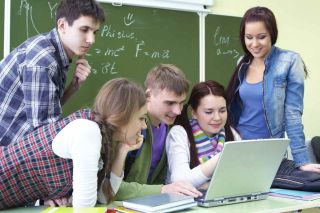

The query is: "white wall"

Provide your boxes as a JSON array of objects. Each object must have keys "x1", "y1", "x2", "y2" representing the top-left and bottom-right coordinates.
[{"x1": 210, "y1": 0, "x2": 320, "y2": 138}]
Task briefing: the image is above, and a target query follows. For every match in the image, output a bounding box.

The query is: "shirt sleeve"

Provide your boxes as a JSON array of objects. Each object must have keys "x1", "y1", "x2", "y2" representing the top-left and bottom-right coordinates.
[
  {"x1": 115, "y1": 181, "x2": 163, "y2": 200},
  {"x1": 231, "y1": 127, "x2": 242, "y2": 141},
  {"x1": 285, "y1": 53, "x2": 309, "y2": 166},
  {"x1": 52, "y1": 119, "x2": 102, "y2": 207},
  {"x1": 166, "y1": 125, "x2": 210, "y2": 188},
  {"x1": 97, "y1": 172, "x2": 124, "y2": 204},
  {"x1": 22, "y1": 66, "x2": 61, "y2": 129}
]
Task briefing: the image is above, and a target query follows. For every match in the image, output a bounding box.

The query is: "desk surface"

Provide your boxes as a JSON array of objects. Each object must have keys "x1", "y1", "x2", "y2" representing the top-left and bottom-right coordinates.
[{"x1": 1, "y1": 197, "x2": 320, "y2": 213}]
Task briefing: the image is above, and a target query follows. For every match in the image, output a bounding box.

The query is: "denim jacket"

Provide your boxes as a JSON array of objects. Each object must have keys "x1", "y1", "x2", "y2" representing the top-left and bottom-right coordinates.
[{"x1": 230, "y1": 46, "x2": 309, "y2": 166}]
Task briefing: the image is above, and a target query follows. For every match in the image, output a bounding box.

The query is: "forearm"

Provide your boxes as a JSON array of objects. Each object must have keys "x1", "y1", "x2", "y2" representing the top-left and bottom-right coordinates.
[
  {"x1": 115, "y1": 181, "x2": 162, "y2": 200},
  {"x1": 112, "y1": 147, "x2": 129, "y2": 177},
  {"x1": 61, "y1": 81, "x2": 79, "y2": 105},
  {"x1": 286, "y1": 121, "x2": 309, "y2": 166},
  {"x1": 200, "y1": 154, "x2": 220, "y2": 178},
  {"x1": 98, "y1": 172, "x2": 124, "y2": 204}
]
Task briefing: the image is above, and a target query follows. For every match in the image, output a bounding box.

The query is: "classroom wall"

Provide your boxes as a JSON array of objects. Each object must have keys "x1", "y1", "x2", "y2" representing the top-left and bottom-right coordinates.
[
  {"x1": 2, "y1": 0, "x2": 318, "y2": 138},
  {"x1": 210, "y1": 0, "x2": 320, "y2": 139}
]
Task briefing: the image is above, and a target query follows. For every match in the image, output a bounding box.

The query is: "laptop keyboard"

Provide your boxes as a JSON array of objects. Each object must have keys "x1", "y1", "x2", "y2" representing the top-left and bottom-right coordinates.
[{"x1": 196, "y1": 189, "x2": 207, "y2": 201}]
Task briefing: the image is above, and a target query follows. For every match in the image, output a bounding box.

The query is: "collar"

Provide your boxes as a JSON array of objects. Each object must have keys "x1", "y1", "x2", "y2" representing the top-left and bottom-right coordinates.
[{"x1": 50, "y1": 28, "x2": 70, "y2": 69}]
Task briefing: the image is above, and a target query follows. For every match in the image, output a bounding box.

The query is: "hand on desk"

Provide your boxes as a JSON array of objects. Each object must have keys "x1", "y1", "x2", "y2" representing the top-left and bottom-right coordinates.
[
  {"x1": 44, "y1": 196, "x2": 72, "y2": 207},
  {"x1": 299, "y1": 163, "x2": 320, "y2": 173},
  {"x1": 161, "y1": 181, "x2": 203, "y2": 198}
]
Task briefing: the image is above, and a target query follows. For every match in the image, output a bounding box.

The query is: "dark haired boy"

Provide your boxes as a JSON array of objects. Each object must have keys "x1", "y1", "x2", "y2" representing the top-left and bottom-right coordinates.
[{"x1": 0, "y1": 0, "x2": 105, "y2": 146}]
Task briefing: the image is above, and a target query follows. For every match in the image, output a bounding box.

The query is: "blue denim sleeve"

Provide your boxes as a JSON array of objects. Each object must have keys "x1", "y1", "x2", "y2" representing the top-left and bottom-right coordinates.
[{"x1": 285, "y1": 53, "x2": 310, "y2": 166}]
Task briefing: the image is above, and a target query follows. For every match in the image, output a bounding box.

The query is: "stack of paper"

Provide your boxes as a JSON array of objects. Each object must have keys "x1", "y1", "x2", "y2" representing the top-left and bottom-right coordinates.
[
  {"x1": 269, "y1": 188, "x2": 320, "y2": 201},
  {"x1": 122, "y1": 193, "x2": 197, "y2": 213}
]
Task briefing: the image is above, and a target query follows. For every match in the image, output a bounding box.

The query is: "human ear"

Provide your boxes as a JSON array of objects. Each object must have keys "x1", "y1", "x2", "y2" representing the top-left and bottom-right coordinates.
[
  {"x1": 146, "y1": 89, "x2": 151, "y2": 101},
  {"x1": 57, "y1": 18, "x2": 67, "y2": 33},
  {"x1": 191, "y1": 108, "x2": 197, "y2": 120}
]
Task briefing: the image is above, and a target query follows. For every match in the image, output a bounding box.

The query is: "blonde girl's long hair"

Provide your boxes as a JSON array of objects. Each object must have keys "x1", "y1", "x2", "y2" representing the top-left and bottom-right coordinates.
[{"x1": 92, "y1": 78, "x2": 146, "y2": 203}]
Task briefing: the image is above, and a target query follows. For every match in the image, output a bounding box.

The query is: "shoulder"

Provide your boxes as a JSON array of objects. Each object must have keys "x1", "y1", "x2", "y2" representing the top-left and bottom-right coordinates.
[
  {"x1": 272, "y1": 46, "x2": 302, "y2": 62},
  {"x1": 54, "y1": 119, "x2": 101, "y2": 146},
  {"x1": 67, "y1": 119, "x2": 100, "y2": 135},
  {"x1": 22, "y1": 32, "x2": 59, "y2": 67},
  {"x1": 53, "y1": 119, "x2": 101, "y2": 158},
  {"x1": 230, "y1": 127, "x2": 242, "y2": 141},
  {"x1": 166, "y1": 125, "x2": 189, "y2": 147},
  {"x1": 66, "y1": 118, "x2": 98, "y2": 128},
  {"x1": 168, "y1": 125, "x2": 188, "y2": 137}
]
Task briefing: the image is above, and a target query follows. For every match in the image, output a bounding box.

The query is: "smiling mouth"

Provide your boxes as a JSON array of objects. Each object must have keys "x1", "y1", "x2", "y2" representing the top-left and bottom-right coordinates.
[
  {"x1": 167, "y1": 115, "x2": 176, "y2": 120},
  {"x1": 251, "y1": 48, "x2": 261, "y2": 53},
  {"x1": 210, "y1": 124, "x2": 221, "y2": 128}
]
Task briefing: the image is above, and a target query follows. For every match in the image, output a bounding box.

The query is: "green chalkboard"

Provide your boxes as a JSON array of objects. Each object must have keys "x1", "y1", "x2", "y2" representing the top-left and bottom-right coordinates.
[
  {"x1": 0, "y1": 0, "x2": 4, "y2": 60},
  {"x1": 205, "y1": 14, "x2": 243, "y2": 86},
  {"x1": 10, "y1": 0, "x2": 199, "y2": 115}
]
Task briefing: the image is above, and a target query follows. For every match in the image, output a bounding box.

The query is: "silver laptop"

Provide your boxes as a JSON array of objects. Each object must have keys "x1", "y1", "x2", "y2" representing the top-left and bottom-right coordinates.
[{"x1": 196, "y1": 138, "x2": 289, "y2": 207}]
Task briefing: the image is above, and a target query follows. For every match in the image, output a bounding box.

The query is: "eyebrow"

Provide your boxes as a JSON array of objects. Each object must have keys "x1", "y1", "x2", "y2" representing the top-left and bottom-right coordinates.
[
  {"x1": 204, "y1": 106, "x2": 226, "y2": 110},
  {"x1": 165, "y1": 100, "x2": 185, "y2": 104},
  {"x1": 80, "y1": 25, "x2": 100, "y2": 32},
  {"x1": 245, "y1": 33, "x2": 268, "y2": 36}
]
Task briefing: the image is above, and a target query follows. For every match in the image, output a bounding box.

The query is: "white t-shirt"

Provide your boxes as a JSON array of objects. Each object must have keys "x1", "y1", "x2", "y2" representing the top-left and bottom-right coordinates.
[
  {"x1": 52, "y1": 119, "x2": 123, "y2": 207},
  {"x1": 165, "y1": 125, "x2": 241, "y2": 188}
]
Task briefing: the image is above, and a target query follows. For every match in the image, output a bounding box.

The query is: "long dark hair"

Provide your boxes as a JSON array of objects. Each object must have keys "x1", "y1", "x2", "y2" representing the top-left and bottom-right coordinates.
[
  {"x1": 227, "y1": 7, "x2": 278, "y2": 106},
  {"x1": 239, "y1": 6, "x2": 278, "y2": 57},
  {"x1": 227, "y1": 6, "x2": 308, "y2": 106},
  {"x1": 92, "y1": 78, "x2": 146, "y2": 203},
  {"x1": 174, "y1": 80, "x2": 235, "y2": 168}
]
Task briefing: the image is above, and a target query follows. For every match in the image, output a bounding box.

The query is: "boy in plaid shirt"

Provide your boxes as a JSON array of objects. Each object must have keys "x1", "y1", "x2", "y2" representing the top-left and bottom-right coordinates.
[{"x1": 0, "y1": 0, "x2": 105, "y2": 146}]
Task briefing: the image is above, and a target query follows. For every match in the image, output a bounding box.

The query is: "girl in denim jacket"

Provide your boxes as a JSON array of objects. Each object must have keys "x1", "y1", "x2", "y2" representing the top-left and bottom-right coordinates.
[{"x1": 227, "y1": 6, "x2": 320, "y2": 172}]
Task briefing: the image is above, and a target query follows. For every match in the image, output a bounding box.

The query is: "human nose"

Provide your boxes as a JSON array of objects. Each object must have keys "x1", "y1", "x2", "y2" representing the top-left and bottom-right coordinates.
[
  {"x1": 212, "y1": 111, "x2": 221, "y2": 121},
  {"x1": 141, "y1": 119, "x2": 147, "y2": 130},
  {"x1": 252, "y1": 38, "x2": 259, "y2": 47},
  {"x1": 172, "y1": 104, "x2": 182, "y2": 115},
  {"x1": 86, "y1": 32, "x2": 95, "y2": 45}
]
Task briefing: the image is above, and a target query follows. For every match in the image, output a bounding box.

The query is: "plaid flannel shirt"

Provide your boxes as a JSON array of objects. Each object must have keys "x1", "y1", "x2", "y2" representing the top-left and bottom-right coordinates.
[
  {"x1": 0, "y1": 109, "x2": 95, "y2": 209},
  {"x1": 0, "y1": 28, "x2": 69, "y2": 146}
]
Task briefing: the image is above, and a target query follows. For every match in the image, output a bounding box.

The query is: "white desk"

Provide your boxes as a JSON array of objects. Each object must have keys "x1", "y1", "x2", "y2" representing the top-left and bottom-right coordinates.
[{"x1": 1, "y1": 196, "x2": 320, "y2": 213}]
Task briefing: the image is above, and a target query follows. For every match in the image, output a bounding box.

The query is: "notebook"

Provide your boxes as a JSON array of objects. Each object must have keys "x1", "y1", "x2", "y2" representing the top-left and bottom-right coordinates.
[
  {"x1": 122, "y1": 193, "x2": 197, "y2": 213},
  {"x1": 269, "y1": 188, "x2": 320, "y2": 201},
  {"x1": 196, "y1": 138, "x2": 289, "y2": 207}
]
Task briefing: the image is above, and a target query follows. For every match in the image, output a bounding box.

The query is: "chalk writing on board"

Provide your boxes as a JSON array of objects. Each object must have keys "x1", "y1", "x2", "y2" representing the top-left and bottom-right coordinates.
[
  {"x1": 213, "y1": 26, "x2": 239, "y2": 59},
  {"x1": 19, "y1": 0, "x2": 40, "y2": 37},
  {"x1": 135, "y1": 40, "x2": 170, "y2": 59},
  {"x1": 124, "y1": 13, "x2": 135, "y2": 26},
  {"x1": 100, "y1": 25, "x2": 135, "y2": 39},
  {"x1": 16, "y1": 0, "x2": 172, "y2": 75}
]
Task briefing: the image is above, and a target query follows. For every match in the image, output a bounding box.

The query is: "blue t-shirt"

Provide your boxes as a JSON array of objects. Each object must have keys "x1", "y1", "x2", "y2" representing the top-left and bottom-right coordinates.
[{"x1": 237, "y1": 79, "x2": 270, "y2": 139}]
